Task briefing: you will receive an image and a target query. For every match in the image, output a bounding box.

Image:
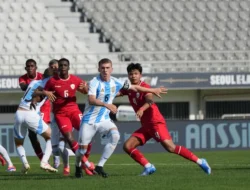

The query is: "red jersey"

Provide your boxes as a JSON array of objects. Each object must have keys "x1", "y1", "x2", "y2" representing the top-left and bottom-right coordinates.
[
  {"x1": 19, "y1": 72, "x2": 43, "y2": 85},
  {"x1": 120, "y1": 81, "x2": 165, "y2": 126},
  {"x1": 44, "y1": 74, "x2": 83, "y2": 114}
]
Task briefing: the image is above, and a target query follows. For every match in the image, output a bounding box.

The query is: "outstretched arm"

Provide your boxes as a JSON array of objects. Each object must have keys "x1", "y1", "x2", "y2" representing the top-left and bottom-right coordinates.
[{"x1": 129, "y1": 85, "x2": 167, "y2": 98}]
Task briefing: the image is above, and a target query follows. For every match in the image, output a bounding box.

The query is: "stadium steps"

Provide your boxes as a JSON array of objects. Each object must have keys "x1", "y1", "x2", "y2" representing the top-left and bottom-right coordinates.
[{"x1": 43, "y1": 0, "x2": 110, "y2": 53}]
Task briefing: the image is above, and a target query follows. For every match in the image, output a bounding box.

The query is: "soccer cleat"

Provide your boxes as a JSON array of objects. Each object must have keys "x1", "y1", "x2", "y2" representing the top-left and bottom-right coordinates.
[
  {"x1": 40, "y1": 162, "x2": 58, "y2": 173},
  {"x1": 82, "y1": 162, "x2": 95, "y2": 176},
  {"x1": 53, "y1": 156, "x2": 60, "y2": 169},
  {"x1": 7, "y1": 166, "x2": 16, "y2": 172},
  {"x1": 75, "y1": 165, "x2": 83, "y2": 178},
  {"x1": 141, "y1": 164, "x2": 156, "y2": 176},
  {"x1": 63, "y1": 167, "x2": 70, "y2": 176},
  {"x1": 0, "y1": 155, "x2": 6, "y2": 166},
  {"x1": 21, "y1": 163, "x2": 30, "y2": 174},
  {"x1": 199, "y1": 158, "x2": 211, "y2": 175},
  {"x1": 94, "y1": 166, "x2": 108, "y2": 178}
]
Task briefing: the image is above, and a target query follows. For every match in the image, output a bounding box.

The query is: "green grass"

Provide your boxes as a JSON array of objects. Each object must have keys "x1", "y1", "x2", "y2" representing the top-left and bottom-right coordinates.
[{"x1": 1, "y1": 150, "x2": 250, "y2": 190}]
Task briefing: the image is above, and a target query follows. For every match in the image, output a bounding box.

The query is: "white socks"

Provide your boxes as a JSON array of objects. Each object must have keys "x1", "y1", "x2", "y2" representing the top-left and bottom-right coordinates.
[
  {"x1": 0, "y1": 145, "x2": 14, "y2": 167},
  {"x1": 16, "y1": 146, "x2": 28, "y2": 165},
  {"x1": 97, "y1": 143, "x2": 116, "y2": 167},
  {"x1": 41, "y1": 139, "x2": 52, "y2": 164}
]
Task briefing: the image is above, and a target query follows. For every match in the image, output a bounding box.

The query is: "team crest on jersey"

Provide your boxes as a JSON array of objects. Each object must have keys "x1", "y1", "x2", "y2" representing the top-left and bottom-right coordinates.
[
  {"x1": 101, "y1": 88, "x2": 104, "y2": 92},
  {"x1": 70, "y1": 84, "x2": 75, "y2": 89},
  {"x1": 112, "y1": 86, "x2": 115, "y2": 93},
  {"x1": 136, "y1": 92, "x2": 140, "y2": 98}
]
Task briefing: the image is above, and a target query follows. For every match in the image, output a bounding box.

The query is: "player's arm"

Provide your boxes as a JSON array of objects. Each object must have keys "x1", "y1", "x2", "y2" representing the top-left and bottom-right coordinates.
[
  {"x1": 129, "y1": 85, "x2": 167, "y2": 98},
  {"x1": 136, "y1": 93, "x2": 154, "y2": 119},
  {"x1": 77, "y1": 80, "x2": 88, "y2": 94},
  {"x1": 19, "y1": 82, "x2": 28, "y2": 91},
  {"x1": 115, "y1": 91, "x2": 123, "y2": 97},
  {"x1": 88, "y1": 95, "x2": 117, "y2": 114},
  {"x1": 32, "y1": 86, "x2": 56, "y2": 102}
]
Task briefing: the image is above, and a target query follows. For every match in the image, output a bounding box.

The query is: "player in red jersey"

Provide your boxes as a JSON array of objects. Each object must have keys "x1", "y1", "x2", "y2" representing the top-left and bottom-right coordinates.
[
  {"x1": 19, "y1": 59, "x2": 44, "y2": 160},
  {"x1": 119, "y1": 63, "x2": 211, "y2": 175},
  {"x1": 44, "y1": 58, "x2": 94, "y2": 175}
]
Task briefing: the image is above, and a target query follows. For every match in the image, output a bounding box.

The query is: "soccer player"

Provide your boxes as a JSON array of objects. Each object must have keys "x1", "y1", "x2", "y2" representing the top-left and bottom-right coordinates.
[
  {"x1": 19, "y1": 59, "x2": 44, "y2": 161},
  {"x1": 0, "y1": 144, "x2": 16, "y2": 172},
  {"x1": 39, "y1": 59, "x2": 62, "y2": 169},
  {"x1": 119, "y1": 63, "x2": 211, "y2": 175},
  {"x1": 44, "y1": 58, "x2": 94, "y2": 175},
  {"x1": 14, "y1": 68, "x2": 57, "y2": 174},
  {"x1": 75, "y1": 58, "x2": 167, "y2": 178}
]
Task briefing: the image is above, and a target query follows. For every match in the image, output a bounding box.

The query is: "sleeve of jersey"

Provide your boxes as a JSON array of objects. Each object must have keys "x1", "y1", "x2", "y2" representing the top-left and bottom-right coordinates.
[
  {"x1": 142, "y1": 83, "x2": 151, "y2": 95},
  {"x1": 88, "y1": 79, "x2": 98, "y2": 96},
  {"x1": 19, "y1": 76, "x2": 25, "y2": 84},
  {"x1": 44, "y1": 79, "x2": 51, "y2": 91}
]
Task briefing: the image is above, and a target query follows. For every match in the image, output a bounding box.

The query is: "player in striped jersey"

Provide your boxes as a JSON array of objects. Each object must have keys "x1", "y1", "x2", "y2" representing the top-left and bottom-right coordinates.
[
  {"x1": 13, "y1": 68, "x2": 57, "y2": 174},
  {"x1": 74, "y1": 58, "x2": 167, "y2": 178}
]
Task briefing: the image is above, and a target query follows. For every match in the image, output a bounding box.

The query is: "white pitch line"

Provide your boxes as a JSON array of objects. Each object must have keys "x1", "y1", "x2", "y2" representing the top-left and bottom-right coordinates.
[{"x1": 11, "y1": 163, "x2": 250, "y2": 166}]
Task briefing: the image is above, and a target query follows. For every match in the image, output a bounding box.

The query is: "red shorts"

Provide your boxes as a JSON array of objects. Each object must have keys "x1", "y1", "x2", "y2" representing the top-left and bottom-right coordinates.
[
  {"x1": 40, "y1": 100, "x2": 51, "y2": 124},
  {"x1": 54, "y1": 108, "x2": 82, "y2": 135},
  {"x1": 132, "y1": 122, "x2": 171, "y2": 145}
]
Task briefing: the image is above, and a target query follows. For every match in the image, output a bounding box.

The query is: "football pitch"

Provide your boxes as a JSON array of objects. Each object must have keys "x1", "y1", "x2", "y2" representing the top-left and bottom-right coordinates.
[{"x1": 1, "y1": 150, "x2": 250, "y2": 190}]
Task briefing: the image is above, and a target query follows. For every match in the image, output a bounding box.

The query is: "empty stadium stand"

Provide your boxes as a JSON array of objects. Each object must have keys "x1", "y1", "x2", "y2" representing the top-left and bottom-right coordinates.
[{"x1": 0, "y1": 0, "x2": 250, "y2": 75}]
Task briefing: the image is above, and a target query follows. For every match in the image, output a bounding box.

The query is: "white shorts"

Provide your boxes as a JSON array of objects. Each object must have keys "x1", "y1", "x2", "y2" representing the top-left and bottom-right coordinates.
[
  {"x1": 79, "y1": 120, "x2": 117, "y2": 145},
  {"x1": 13, "y1": 110, "x2": 49, "y2": 139}
]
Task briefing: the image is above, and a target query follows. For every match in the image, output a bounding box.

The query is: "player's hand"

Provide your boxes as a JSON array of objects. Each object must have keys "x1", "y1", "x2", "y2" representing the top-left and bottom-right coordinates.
[
  {"x1": 79, "y1": 81, "x2": 88, "y2": 94},
  {"x1": 44, "y1": 90, "x2": 56, "y2": 102},
  {"x1": 104, "y1": 104, "x2": 117, "y2": 114},
  {"x1": 152, "y1": 86, "x2": 168, "y2": 98},
  {"x1": 136, "y1": 109, "x2": 144, "y2": 119}
]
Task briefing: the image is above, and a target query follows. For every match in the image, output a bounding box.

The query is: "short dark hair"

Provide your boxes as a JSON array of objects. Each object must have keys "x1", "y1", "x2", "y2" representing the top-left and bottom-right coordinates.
[
  {"x1": 25, "y1": 59, "x2": 37, "y2": 66},
  {"x1": 127, "y1": 63, "x2": 142, "y2": 74},
  {"x1": 58, "y1": 58, "x2": 70, "y2": 66},
  {"x1": 48, "y1": 59, "x2": 58, "y2": 66},
  {"x1": 43, "y1": 68, "x2": 53, "y2": 78},
  {"x1": 98, "y1": 58, "x2": 112, "y2": 67}
]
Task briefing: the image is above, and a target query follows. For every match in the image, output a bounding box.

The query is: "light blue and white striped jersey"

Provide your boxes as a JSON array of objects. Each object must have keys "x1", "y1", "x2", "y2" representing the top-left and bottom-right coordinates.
[
  {"x1": 19, "y1": 77, "x2": 50, "y2": 112},
  {"x1": 82, "y1": 75, "x2": 130, "y2": 124}
]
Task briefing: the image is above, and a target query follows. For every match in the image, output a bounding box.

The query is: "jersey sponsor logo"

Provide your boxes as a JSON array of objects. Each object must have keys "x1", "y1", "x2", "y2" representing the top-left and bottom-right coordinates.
[
  {"x1": 55, "y1": 85, "x2": 61, "y2": 88},
  {"x1": 61, "y1": 125, "x2": 67, "y2": 129},
  {"x1": 70, "y1": 84, "x2": 75, "y2": 89}
]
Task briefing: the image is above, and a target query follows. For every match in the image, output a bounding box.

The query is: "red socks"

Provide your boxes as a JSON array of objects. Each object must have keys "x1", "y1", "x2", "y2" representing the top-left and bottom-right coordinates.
[
  {"x1": 128, "y1": 148, "x2": 149, "y2": 167},
  {"x1": 174, "y1": 145, "x2": 198, "y2": 163}
]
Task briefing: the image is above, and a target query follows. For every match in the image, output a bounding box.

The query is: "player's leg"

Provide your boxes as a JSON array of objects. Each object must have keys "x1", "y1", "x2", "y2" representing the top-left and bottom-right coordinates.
[
  {"x1": 51, "y1": 119, "x2": 61, "y2": 169},
  {"x1": 14, "y1": 111, "x2": 30, "y2": 174},
  {"x1": 56, "y1": 114, "x2": 79, "y2": 153},
  {"x1": 75, "y1": 123, "x2": 96, "y2": 178},
  {"x1": 123, "y1": 128, "x2": 156, "y2": 176},
  {"x1": 155, "y1": 123, "x2": 211, "y2": 175},
  {"x1": 38, "y1": 123, "x2": 57, "y2": 173},
  {"x1": 26, "y1": 112, "x2": 57, "y2": 172},
  {"x1": 94, "y1": 120, "x2": 120, "y2": 178},
  {"x1": 28, "y1": 129, "x2": 43, "y2": 160},
  {"x1": 58, "y1": 139, "x2": 70, "y2": 176},
  {"x1": 71, "y1": 110, "x2": 94, "y2": 175},
  {"x1": 0, "y1": 145, "x2": 16, "y2": 172}
]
